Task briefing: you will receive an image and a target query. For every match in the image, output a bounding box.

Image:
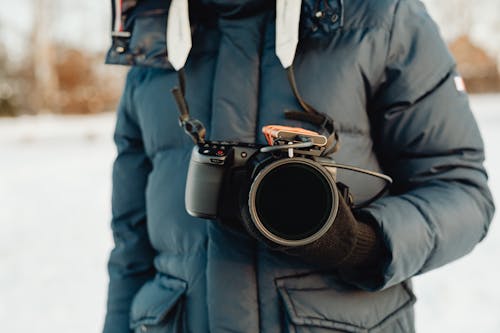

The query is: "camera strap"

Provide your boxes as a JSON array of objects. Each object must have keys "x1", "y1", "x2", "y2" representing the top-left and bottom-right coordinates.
[
  {"x1": 275, "y1": 0, "x2": 339, "y2": 156},
  {"x1": 166, "y1": 0, "x2": 206, "y2": 144},
  {"x1": 285, "y1": 65, "x2": 340, "y2": 156},
  {"x1": 172, "y1": 69, "x2": 206, "y2": 144}
]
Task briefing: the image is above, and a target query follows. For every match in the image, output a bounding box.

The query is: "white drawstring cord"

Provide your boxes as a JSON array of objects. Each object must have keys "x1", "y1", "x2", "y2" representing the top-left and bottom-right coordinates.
[
  {"x1": 167, "y1": 0, "x2": 193, "y2": 71},
  {"x1": 166, "y1": 0, "x2": 302, "y2": 70},
  {"x1": 275, "y1": 0, "x2": 302, "y2": 69}
]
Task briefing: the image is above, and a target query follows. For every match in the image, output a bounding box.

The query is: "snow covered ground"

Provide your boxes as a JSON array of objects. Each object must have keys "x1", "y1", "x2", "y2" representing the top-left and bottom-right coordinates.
[{"x1": 0, "y1": 95, "x2": 499, "y2": 332}]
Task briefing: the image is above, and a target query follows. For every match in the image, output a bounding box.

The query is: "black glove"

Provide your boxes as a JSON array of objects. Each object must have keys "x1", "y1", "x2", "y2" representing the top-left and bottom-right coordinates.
[{"x1": 240, "y1": 190, "x2": 384, "y2": 269}]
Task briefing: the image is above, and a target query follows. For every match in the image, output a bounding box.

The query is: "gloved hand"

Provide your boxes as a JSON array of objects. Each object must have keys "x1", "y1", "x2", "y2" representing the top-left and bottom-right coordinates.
[{"x1": 240, "y1": 188, "x2": 385, "y2": 269}]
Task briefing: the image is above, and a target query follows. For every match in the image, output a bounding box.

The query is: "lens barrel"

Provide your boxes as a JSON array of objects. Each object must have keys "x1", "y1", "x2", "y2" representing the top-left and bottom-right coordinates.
[{"x1": 248, "y1": 157, "x2": 339, "y2": 247}]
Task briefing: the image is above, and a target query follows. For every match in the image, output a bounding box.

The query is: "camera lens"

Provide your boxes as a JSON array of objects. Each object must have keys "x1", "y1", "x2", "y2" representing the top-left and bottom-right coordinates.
[{"x1": 249, "y1": 158, "x2": 338, "y2": 246}]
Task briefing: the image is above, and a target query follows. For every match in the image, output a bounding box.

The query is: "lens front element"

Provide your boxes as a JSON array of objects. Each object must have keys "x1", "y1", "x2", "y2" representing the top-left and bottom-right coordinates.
[{"x1": 248, "y1": 158, "x2": 338, "y2": 247}]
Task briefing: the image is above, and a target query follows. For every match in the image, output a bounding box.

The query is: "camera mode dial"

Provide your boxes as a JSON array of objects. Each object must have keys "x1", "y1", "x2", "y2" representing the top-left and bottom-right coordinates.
[
  {"x1": 199, "y1": 143, "x2": 229, "y2": 156},
  {"x1": 198, "y1": 142, "x2": 232, "y2": 165}
]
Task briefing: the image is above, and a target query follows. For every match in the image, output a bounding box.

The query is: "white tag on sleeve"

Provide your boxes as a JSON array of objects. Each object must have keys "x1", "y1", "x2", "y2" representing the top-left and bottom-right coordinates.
[
  {"x1": 275, "y1": 0, "x2": 302, "y2": 68},
  {"x1": 454, "y1": 75, "x2": 467, "y2": 92},
  {"x1": 167, "y1": 0, "x2": 192, "y2": 71}
]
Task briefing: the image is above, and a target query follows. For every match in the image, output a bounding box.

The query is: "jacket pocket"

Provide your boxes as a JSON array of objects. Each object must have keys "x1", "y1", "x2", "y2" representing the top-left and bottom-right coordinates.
[
  {"x1": 276, "y1": 274, "x2": 415, "y2": 333},
  {"x1": 129, "y1": 274, "x2": 187, "y2": 333}
]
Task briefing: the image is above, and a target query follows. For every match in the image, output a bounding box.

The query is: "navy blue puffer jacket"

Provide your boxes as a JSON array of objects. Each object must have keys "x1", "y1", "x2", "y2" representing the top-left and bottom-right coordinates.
[{"x1": 103, "y1": 0, "x2": 495, "y2": 332}]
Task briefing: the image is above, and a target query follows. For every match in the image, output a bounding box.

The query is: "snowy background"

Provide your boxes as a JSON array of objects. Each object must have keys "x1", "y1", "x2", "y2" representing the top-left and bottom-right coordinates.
[
  {"x1": 0, "y1": 0, "x2": 500, "y2": 332},
  {"x1": 1, "y1": 97, "x2": 499, "y2": 333}
]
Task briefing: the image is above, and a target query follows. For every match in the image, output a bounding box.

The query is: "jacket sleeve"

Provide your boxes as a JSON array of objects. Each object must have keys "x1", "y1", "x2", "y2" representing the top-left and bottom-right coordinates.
[
  {"x1": 103, "y1": 69, "x2": 157, "y2": 333},
  {"x1": 344, "y1": 0, "x2": 495, "y2": 290}
]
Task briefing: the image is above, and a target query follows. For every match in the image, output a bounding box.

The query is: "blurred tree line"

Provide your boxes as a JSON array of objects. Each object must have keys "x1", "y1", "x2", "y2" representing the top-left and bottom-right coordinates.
[
  {"x1": 423, "y1": 0, "x2": 500, "y2": 92},
  {"x1": 449, "y1": 36, "x2": 500, "y2": 93},
  {"x1": 0, "y1": 35, "x2": 125, "y2": 116},
  {"x1": 0, "y1": 45, "x2": 125, "y2": 117}
]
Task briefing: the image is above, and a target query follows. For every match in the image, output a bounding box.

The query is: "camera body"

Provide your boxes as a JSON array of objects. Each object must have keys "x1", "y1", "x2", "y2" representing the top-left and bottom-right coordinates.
[
  {"x1": 185, "y1": 141, "x2": 261, "y2": 219},
  {"x1": 185, "y1": 140, "x2": 341, "y2": 246}
]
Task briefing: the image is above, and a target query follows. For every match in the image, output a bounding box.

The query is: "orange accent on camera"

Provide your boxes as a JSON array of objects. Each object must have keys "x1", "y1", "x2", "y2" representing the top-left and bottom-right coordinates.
[{"x1": 262, "y1": 125, "x2": 320, "y2": 145}]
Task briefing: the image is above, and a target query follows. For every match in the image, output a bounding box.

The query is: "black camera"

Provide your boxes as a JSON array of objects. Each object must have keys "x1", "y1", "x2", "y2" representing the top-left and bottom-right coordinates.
[
  {"x1": 185, "y1": 134, "x2": 349, "y2": 247},
  {"x1": 172, "y1": 69, "x2": 391, "y2": 247}
]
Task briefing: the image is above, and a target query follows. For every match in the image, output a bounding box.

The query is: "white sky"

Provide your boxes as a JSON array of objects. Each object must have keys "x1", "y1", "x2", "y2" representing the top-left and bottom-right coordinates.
[{"x1": 0, "y1": 0, "x2": 111, "y2": 57}]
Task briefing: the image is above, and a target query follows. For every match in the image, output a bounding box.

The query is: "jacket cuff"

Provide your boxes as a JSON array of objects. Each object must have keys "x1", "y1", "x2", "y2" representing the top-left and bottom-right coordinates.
[{"x1": 339, "y1": 221, "x2": 382, "y2": 268}]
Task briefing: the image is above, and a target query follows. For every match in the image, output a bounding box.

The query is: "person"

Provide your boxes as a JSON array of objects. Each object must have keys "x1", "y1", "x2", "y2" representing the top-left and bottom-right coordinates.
[{"x1": 103, "y1": 0, "x2": 495, "y2": 332}]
